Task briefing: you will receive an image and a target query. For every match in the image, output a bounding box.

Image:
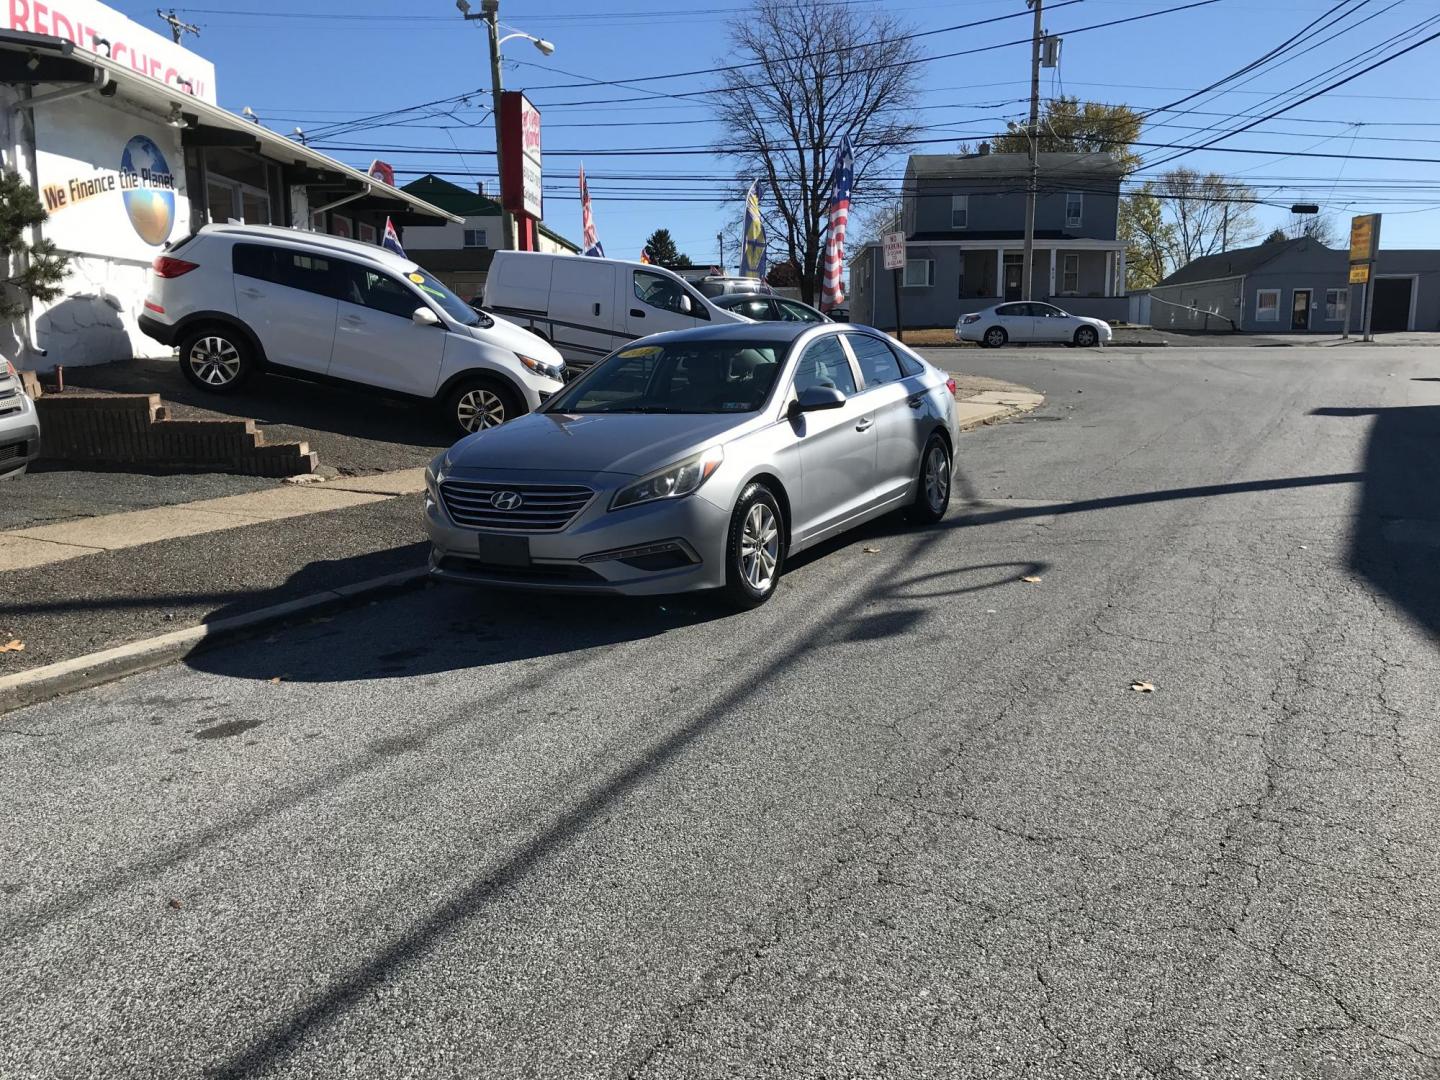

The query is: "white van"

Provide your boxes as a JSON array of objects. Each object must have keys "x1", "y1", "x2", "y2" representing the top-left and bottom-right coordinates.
[{"x1": 483, "y1": 252, "x2": 747, "y2": 371}]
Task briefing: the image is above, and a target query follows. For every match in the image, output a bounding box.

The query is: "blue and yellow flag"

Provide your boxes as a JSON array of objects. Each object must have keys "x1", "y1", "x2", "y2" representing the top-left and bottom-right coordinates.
[{"x1": 739, "y1": 180, "x2": 767, "y2": 280}]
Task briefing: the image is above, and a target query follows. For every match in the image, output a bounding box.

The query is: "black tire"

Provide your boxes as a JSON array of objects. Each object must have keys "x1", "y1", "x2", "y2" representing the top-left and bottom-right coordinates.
[
  {"x1": 177, "y1": 325, "x2": 255, "y2": 393},
  {"x1": 907, "y1": 434, "x2": 952, "y2": 524},
  {"x1": 722, "y1": 482, "x2": 786, "y2": 609},
  {"x1": 444, "y1": 376, "x2": 525, "y2": 437},
  {"x1": 982, "y1": 326, "x2": 1008, "y2": 348},
  {"x1": 1074, "y1": 325, "x2": 1099, "y2": 348}
]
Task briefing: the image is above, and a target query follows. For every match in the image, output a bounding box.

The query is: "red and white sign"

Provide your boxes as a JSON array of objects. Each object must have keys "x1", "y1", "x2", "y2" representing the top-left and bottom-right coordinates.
[
  {"x1": 367, "y1": 159, "x2": 395, "y2": 187},
  {"x1": 500, "y1": 91, "x2": 542, "y2": 221},
  {"x1": 883, "y1": 231, "x2": 906, "y2": 271},
  {"x1": 4, "y1": 0, "x2": 217, "y2": 103}
]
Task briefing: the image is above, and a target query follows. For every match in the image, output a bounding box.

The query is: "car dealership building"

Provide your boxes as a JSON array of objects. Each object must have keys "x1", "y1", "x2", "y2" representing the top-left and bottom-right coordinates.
[{"x1": 0, "y1": 0, "x2": 459, "y2": 372}]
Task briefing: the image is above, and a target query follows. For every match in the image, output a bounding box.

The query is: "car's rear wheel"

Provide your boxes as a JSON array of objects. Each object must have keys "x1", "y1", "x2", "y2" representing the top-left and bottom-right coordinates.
[
  {"x1": 1074, "y1": 325, "x2": 1099, "y2": 347},
  {"x1": 445, "y1": 377, "x2": 524, "y2": 437},
  {"x1": 982, "y1": 326, "x2": 1008, "y2": 348},
  {"x1": 178, "y1": 327, "x2": 254, "y2": 393},
  {"x1": 907, "y1": 434, "x2": 952, "y2": 524},
  {"x1": 723, "y1": 482, "x2": 785, "y2": 609}
]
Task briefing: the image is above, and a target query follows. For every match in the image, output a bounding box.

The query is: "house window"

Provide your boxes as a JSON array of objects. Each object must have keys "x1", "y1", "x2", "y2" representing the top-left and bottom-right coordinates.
[
  {"x1": 463, "y1": 228, "x2": 488, "y2": 248},
  {"x1": 1256, "y1": 289, "x2": 1281, "y2": 322},
  {"x1": 956, "y1": 253, "x2": 965, "y2": 299},
  {"x1": 951, "y1": 195, "x2": 968, "y2": 229},
  {"x1": 903, "y1": 259, "x2": 933, "y2": 287},
  {"x1": 1325, "y1": 287, "x2": 1347, "y2": 322},
  {"x1": 1061, "y1": 254, "x2": 1080, "y2": 294},
  {"x1": 1066, "y1": 192, "x2": 1083, "y2": 228}
]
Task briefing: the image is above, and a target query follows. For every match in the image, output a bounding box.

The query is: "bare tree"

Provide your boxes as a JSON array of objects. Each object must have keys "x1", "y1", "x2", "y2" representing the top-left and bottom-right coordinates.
[
  {"x1": 1147, "y1": 168, "x2": 1260, "y2": 269},
  {"x1": 710, "y1": 0, "x2": 923, "y2": 303}
]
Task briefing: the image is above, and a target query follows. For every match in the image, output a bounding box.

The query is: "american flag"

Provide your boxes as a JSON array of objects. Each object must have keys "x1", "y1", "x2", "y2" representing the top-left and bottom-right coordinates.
[
  {"x1": 820, "y1": 134, "x2": 854, "y2": 312},
  {"x1": 579, "y1": 164, "x2": 604, "y2": 257}
]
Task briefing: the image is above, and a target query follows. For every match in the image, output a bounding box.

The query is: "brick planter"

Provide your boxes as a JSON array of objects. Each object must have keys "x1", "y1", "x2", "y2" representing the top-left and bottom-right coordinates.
[{"x1": 34, "y1": 392, "x2": 317, "y2": 477}]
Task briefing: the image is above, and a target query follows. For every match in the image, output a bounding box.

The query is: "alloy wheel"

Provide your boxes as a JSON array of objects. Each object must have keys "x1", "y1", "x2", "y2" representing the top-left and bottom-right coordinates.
[
  {"x1": 739, "y1": 502, "x2": 780, "y2": 593},
  {"x1": 924, "y1": 444, "x2": 951, "y2": 512},
  {"x1": 985, "y1": 328, "x2": 1005, "y2": 347},
  {"x1": 456, "y1": 388, "x2": 507, "y2": 433},
  {"x1": 188, "y1": 337, "x2": 242, "y2": 386}
]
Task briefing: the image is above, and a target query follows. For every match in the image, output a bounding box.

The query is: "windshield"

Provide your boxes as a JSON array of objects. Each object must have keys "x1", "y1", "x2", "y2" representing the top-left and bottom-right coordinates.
[
  {"x1": 405, "y1": 269, "x2": 484, "y2": 327},
  {"x1": 545, "y1": 340, "x2": 787, "y2": 414}
]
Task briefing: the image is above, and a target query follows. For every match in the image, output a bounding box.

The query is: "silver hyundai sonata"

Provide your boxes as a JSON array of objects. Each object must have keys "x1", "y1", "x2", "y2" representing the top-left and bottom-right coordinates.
[{"x1": 425, "y1": 322, "x2": 959, "y2": 607}]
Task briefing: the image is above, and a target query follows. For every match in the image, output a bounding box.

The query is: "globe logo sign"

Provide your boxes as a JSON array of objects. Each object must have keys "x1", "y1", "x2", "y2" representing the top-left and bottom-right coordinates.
[{"x1": 119, "y1": 135, "x2": 177, "y2": 246}]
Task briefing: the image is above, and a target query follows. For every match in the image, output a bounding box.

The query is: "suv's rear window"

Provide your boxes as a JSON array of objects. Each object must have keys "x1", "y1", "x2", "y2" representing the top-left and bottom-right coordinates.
[{"x1": 233, "y1": 243, "x2": 338, "y2": 298}]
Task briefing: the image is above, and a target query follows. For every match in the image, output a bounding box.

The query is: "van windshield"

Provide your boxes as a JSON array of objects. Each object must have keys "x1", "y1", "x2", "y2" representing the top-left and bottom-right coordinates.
[{"x1": 405, "y1": 269, "x2": 484, "y2": 327}]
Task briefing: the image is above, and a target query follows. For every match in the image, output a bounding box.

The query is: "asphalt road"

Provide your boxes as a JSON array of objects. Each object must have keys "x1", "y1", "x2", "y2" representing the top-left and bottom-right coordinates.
[{"x1": 3, "y1": 345, "x2": 1439, "y2": 1079}]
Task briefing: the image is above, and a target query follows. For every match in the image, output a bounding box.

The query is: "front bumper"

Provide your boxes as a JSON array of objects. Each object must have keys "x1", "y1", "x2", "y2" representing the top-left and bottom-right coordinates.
[
  {"x1": 425, "y1": 471, "x2": 732, "y2": 595},
  {"x1": 0, "y1": 405, "x2": 41, "y2": 477}
]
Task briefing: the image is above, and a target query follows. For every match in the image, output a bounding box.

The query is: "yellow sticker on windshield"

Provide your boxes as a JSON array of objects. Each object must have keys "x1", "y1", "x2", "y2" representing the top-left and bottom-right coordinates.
[
  {"x1": 618, "y1": 346, "x2": 661, "y2": 359},
  {"x1": 408, "y1": 273, "x2": 425, "y2": 284}
]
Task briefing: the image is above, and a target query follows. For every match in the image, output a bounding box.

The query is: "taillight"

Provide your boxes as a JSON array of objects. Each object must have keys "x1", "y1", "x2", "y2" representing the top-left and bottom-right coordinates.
[
  {"x1": 960, "y1": 314, "x2": 981, "y2": 325},
  {"x1": 152, "y1": 256, "x2": 198, "y2": 278},
  {"x1": 946, "y1": 377, "x2": 958, "y2": 397}
]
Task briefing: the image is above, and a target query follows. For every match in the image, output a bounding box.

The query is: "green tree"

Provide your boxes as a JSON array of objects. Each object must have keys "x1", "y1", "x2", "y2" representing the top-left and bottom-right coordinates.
[
  {"x1": 989, "y1": 96, "x2": 1143, "y2": 170},
  {"x1": 0, "y1": 170, "x2": 68, "y2": 321},
  {"x1": 1121, "y1": 189, "x2": 1171, "y2": 289},
  {"x1": 643, "y1": 228, "x2": 691, "y2": 270},
  {"x1": 1264, "y1": 228, "x2": 1289, "y2": 244},
  {"x1": 765, "y1": 260, "x2": 800, "y2": 287}
]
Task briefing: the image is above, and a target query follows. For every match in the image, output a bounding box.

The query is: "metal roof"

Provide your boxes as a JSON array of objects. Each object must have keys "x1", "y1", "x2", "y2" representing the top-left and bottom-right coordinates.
[{"x1": 906, "y1": 152, "x2": 1126, "y2": 179}]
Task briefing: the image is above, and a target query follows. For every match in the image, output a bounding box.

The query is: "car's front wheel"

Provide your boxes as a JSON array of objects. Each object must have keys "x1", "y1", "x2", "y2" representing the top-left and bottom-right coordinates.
[
  {"x1": 723, "y1": 482, "x2": 785, "y2": 609},
  {"x1": 444, "y1": 377, "x2": 524, "y2": 437},
  {"x1": 1074, "y1": 325, "x2": 1099, "y2": 347},
  {"x1": 178, "y1": 326, "x2": 254, "y2": 393},
  {"x1": 982, "y1": 326, "x2": 1008, "y2": 348},
  {"x1": 907, "y1": 434, "x2": 952, "y2": 524}
]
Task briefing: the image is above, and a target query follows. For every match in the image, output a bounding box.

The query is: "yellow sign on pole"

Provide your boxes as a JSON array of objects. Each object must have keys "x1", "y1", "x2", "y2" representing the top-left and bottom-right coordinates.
[
  {"x1": 1349, "y1": 263, "x2": 1370, "y2": 284},
  {"x1": 1349, "y1": 214, "x2": 1377, "y2": 263}
]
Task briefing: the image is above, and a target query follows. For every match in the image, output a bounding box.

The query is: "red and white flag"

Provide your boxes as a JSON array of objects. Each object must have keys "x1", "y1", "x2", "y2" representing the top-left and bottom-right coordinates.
[
  {"x1": 820, "y1": 135, "x2": 854, "y2": 312},
  {"x1": 579, "y1": 164, "x2": 604, "y2": 257}
]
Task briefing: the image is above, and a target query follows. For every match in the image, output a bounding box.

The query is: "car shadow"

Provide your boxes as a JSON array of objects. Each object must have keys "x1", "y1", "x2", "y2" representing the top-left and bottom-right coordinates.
[
  {"x1": 63, "y1": 356, "x2": 446, "y2": 452},
  {"x1": 1313, "y1": 405, "x2": 1440, "y2": 639}
]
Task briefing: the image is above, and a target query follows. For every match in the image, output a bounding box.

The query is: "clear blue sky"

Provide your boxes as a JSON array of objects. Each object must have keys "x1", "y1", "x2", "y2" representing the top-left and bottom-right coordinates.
[{"x1": 117, "y1": 0, "x2": 1440, "y2": 261}]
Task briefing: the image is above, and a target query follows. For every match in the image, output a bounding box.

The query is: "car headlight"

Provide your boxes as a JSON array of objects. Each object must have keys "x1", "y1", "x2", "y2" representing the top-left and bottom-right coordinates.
[
  {"x1": 517, "y1": 353, "x2": 565, "y2": 381},
  {"x1": 610, "y1": 446, "x2": 724, "y2": 511}
]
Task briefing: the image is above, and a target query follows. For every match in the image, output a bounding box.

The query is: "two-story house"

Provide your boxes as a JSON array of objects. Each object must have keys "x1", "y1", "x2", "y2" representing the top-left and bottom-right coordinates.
[
  {"x1": 849, "y1": 149, "x2": 1128, "y2": 329},
  {"x1": 399, "y1": 174, "x2": 581, "y2": 300}
]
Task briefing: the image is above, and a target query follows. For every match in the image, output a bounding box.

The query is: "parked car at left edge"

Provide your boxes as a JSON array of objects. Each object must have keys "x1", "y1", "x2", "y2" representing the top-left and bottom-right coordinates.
[
  {"x1": 956, "y1": 301, "x2": 1112, "y2": 348},
  {"x1": 0, "y1": 359, "x2": 40, "y2": 479}
]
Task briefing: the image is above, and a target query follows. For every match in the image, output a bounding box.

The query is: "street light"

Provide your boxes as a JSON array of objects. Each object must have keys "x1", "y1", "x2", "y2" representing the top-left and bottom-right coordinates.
[{"x1": 458, "y1": 0, "x2": 556, "y2": 251}]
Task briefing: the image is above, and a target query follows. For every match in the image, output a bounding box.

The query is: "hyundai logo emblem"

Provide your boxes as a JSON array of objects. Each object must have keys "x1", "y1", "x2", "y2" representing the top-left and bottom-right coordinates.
[{"x1": 490, "y1": 490, "x2": 524, "y2": 511}]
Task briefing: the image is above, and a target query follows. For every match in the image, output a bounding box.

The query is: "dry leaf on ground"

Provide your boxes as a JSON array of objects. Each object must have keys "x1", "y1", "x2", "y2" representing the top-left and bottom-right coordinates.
[
  {"x1": 0, "y1": 639, "x2": 25, "y2": 653},
  {"x1": 863, "y1": 546, "x2": 881, "y2": 554},
  {"x1": 268, "y1": 676, "x2": 283, "y2": 685},
  {"x1": 1131, "y1": 681, "x2": 1157, "y2": 693},
  {"x1": 1021, "y1": 575, "x2": 1043, "y2": 584}
]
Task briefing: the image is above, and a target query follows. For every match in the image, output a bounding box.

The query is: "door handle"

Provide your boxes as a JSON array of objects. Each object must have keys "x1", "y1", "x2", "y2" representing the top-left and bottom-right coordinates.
[
  {"x1": 341, "y1": 313, "x2": 363, "y2": 325},
  {"x1": 593, "y1": 302, "x2": 602, "y2": 317},
  {"x1": 907, "y1": 395, "x2": 924, "y2": 409},
  {"x1": 855, "y1": 417, "x2": 874, "y2": 432},
  {"x1": 630, "y1": 308, "x2": 646, "y2": 318},
  {"x1": 240, "y1": 287, "x2": 263, "y2": 299}
]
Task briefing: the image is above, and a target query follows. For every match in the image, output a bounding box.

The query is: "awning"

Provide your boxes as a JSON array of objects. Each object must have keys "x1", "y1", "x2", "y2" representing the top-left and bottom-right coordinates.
[{"x1": 0, "y1": 31, "x2": 463, "y2": 225}]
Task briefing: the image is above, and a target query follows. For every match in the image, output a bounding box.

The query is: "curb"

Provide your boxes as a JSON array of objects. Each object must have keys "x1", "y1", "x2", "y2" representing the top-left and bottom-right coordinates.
[{"x1": 0, "y1": 567, "x2": 428, "y2": 716}]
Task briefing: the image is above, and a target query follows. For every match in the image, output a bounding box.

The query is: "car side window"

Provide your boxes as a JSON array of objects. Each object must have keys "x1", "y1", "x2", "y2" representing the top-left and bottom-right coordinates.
[
  {"x1": 736, "y1": 299, "x2": 773, "y2": 320},
  {"x1": 845, "y1": 333, "x2": 904, "y2": 389},
  {"x1": 889, "y1": 342, "x2": 925, "y2": 377},
  {"x1": 633, "y1": 270, "x2": 690, "y2": 315},
  {"x1": 1031, "y1": 303, "x2": 1063, "y2": 318},
  {"x1": 777, "y1": 299, "x2": 822, "y2": 323},
  {"x1": 233, "y1": 243, "x2": 339, "y2": 298},
  {"x1": 337, "y1": 262, "x2": 426, "y2": 320},
  {"x1": 791, "y1": 335, "x2": 858, "y2": 396},
  {"x1": 996, "y1": 303, "x2": 1026, "y2": 317}
]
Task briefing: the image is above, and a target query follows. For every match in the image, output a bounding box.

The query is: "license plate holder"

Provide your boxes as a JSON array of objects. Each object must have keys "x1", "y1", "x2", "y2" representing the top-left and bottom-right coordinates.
[{"x1": 476, "y1": 533, "x2": 531, "y2": 568}]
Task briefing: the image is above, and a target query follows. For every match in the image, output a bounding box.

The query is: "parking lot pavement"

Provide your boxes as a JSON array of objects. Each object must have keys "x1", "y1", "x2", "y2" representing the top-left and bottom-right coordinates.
[{"x1": 3, "y1": 345, "x2": 1438, "y2": 1078}]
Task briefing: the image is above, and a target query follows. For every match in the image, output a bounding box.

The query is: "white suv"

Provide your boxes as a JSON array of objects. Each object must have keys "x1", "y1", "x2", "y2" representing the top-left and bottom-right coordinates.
[{"x1": 138, "y1": 224, "x2": 566, "y2": 435}]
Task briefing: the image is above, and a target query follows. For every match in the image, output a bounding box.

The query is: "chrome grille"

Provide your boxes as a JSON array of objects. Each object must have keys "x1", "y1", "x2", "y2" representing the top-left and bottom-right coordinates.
[{"x1": 440, "y1": 480, "x2": 593, "y2": 532}]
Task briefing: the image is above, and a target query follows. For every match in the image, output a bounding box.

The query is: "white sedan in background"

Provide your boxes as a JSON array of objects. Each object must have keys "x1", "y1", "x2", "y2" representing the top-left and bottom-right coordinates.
[{"x1": 956, "y1": 302, "x2": 1112, "y2": 348}]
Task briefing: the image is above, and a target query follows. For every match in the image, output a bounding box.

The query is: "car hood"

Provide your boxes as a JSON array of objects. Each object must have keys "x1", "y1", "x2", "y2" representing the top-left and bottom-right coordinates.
[
  {"x1": 445, "y1": 410, "x2": 759, "y2": 477},
  {"x1": 464, "y1": 313, "x2": 565, "y2": 364}
]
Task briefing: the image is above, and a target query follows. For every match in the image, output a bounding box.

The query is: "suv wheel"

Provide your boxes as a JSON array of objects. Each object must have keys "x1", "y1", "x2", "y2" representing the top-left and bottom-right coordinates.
[
  {"x1": 446, "y1": 377, "x2": 524, "y2": 437},
  {"x1": 722, "y1": 482, "x2": 785, "y2": 609},
  {"x1": 178, "y1": 327, "x2": 253, "y2": 393}
]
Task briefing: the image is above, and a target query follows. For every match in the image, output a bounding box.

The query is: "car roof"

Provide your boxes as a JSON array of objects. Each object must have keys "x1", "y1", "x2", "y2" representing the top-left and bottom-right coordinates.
[
  {"x1": 711, "y1": 292, "x2": 773, "y2": 303},
  {"x1": 197, "y1": 224, "x2": 418, "y2": 274}
]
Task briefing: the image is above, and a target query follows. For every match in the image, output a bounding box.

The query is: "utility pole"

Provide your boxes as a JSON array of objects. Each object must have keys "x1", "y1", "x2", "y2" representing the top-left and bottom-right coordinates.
[
  {"x1": 717, "y1": 231, "x2": 724, "y2": 274},
  {"x1": 156, "y1": 8, "x2": 199, "y2": 44},
  {"x1": 1021, "y1": 0, "x2": 1042, "y2": 301},
  {"x1": 459, "y1": 0, "x2": 514, "y2": 251}
]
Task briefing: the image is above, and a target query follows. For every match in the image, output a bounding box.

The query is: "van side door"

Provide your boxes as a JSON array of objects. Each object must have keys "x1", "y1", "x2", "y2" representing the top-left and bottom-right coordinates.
[
  {"x1": 623, "y1": 268, "x2": 706, "y2": 340},
  {"x1": 548, "y1": 257, "x2": 620, "y2": 371}
]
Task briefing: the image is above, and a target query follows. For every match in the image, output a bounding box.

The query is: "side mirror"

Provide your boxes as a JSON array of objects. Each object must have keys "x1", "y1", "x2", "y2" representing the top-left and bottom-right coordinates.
[
  {"x1": 413, "y1": 307, "x2": 441, "y2": 327},
  {"x1": 789, "y1": 385, "x2": 847, "y2": 418},
  {"x1": 679, "y1": 293, "x2": 693, "y2": 315}
]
